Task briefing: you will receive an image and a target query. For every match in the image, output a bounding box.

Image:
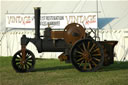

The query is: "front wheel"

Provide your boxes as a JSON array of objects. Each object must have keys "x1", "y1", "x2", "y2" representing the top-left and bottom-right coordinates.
[
  {"x1": 71, "y1": 38, "x2": 104, "y2": 72},
  {"x1": 12, "y1": 49, "x2": 35, "y2": 72}
]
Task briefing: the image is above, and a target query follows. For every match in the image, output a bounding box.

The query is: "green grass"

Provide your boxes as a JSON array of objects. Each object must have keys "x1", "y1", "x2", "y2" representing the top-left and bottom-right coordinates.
[{"x1": 0, "y1": 57, "x2": 128, "y2": 85}]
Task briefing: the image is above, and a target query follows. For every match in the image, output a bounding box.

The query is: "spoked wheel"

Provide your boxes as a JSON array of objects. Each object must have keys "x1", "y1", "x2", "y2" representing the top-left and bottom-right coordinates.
[
  {"x1": 12, "y1": 49, "x2": 35, "y2": 72},
  {"x1": 71, "y1": 38, "x2": 104, "y2": 72}
]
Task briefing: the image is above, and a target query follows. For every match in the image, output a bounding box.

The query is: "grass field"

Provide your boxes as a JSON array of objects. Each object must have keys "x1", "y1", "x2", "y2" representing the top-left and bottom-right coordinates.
[{"x1": 0, "y1": 57, "x2": 128, "y2": 85}]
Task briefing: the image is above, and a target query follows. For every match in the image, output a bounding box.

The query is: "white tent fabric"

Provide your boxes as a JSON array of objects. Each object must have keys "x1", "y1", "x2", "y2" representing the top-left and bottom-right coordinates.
[
  {"x1": 1, "y1": 0, "x2": 128, "y2": 31},
  {"x1": 1, "y1": 29, "x2": 128, "y2": 61},
  {"x1": 0, "y1": 30, "x2": 62, "y2": 59},
  {"x1": 0, "y1": 0, "x2": 128, "y2": 61}
]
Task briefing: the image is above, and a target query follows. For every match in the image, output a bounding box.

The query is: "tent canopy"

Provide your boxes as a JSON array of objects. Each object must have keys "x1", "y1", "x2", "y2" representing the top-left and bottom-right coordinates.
[{"x1": 1, "y1": 0, "x2": 128, "y2": 31}]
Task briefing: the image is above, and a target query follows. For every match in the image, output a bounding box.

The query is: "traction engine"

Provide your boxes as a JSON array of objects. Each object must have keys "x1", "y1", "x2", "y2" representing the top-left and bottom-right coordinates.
[{"x1": 12, "y1": 7, "x2": 118, "y2": 72}]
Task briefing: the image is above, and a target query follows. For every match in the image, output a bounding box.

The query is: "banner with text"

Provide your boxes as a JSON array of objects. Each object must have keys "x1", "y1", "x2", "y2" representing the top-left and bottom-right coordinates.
[{"x1": 6, "y1": 13, "x2": 97, "y2": 29}]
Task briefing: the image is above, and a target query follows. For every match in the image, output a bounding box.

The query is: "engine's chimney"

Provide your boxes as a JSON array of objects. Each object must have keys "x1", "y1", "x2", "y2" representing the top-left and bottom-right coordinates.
[{"x1": 34, "y1": 7, "x2": 41, "y2": 39}]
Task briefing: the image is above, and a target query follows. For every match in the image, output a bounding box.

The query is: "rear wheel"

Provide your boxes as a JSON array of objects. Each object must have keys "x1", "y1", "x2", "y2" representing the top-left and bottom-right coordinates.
[
  {"x1": 71, "y1": 38, "x2": 104, "y2": 72},
  {"x1": 12, "y1": 49, "x2": 35, "y2": 72}
]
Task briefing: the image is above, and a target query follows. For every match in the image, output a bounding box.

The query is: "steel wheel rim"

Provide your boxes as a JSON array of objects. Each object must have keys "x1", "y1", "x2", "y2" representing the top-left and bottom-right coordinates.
[
  {"x1": 12, "y1": 50, "x2": 35, "y2": 72},
  {"x1": 71, "y1": 38, "x2": 104, "y2": 72}
]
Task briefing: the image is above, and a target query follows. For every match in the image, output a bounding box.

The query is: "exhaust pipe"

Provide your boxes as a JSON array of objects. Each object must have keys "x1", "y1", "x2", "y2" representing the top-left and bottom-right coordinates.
[{"x1": 34, "y1": 7, "x2": 41, "y2": 39}]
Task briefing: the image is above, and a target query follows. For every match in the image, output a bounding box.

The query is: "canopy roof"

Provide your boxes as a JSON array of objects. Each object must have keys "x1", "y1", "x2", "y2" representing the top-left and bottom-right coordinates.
[{"x1": 0, "y1": 0, "x2": 128, "y2": 31}]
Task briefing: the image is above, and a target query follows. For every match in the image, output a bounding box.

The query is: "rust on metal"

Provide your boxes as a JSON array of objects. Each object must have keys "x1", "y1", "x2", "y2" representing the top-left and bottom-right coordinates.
[
  {"x1": 64, "y1": 23, "x2": 85, "y2": 45},
  {"x1": 51, "y1": 23, "x2": 86, "y2": 45},
  {"x1": 51, "y1": 31, "x2": 65, "y2": 39},
  {"x1": 99, "y1": 41, "x2": 118, "y2": 66},
  {"x1": 21, "y1": 45, "x2": 26, "y2": 64},
  {"x1": 58, "y1": 53, "x2": 68, "y2": 61}
]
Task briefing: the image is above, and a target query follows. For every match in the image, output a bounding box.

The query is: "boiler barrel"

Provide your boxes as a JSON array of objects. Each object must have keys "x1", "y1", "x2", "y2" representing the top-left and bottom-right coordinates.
[{"x1": 41, "y1": 39, "x2": 68, "y2": 52}]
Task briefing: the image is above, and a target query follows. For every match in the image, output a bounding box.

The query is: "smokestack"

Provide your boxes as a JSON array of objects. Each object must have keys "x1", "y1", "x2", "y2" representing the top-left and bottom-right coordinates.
[{"x1": 34, "y1": 7, "x2": 41, "y2": 39}]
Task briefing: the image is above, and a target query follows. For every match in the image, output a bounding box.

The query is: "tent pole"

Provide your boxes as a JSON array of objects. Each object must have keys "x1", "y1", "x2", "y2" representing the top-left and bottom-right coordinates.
[{"x1": 96, "y1": 0, "x2": 99, "y2": 41}]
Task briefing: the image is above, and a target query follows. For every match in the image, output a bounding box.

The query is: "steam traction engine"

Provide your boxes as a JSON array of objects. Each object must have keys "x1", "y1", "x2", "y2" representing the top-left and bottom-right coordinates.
[{"x1": 12, "y1": 7, "x2": 118, "y2": 72}]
